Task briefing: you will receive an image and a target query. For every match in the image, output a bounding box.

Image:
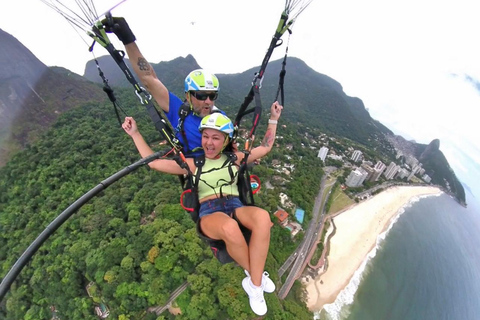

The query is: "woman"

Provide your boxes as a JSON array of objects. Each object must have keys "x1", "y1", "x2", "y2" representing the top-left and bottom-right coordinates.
[{"x1": 122, "y1": 101, "x2": 283, "y2": 316}]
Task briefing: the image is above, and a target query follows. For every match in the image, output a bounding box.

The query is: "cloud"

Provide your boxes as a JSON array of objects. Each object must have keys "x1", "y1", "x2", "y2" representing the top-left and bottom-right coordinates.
[{"x1": 463, "y1": 74, "x2": 480, "y2": 95}]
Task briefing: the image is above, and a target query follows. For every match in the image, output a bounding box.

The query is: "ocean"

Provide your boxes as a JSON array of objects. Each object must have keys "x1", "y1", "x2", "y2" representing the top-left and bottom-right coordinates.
[{"x1": 316, "y1": 191, "x2": 480, "y2": 320}]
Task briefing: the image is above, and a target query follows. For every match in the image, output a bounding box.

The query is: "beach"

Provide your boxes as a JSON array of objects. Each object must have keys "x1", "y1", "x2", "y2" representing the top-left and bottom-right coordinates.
[{"x1": 303, "y1": 185, "x2": 443, "y2": 312}]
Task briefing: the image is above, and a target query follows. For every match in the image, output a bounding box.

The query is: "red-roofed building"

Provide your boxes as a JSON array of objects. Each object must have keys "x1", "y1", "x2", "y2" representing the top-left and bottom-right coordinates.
[{"x1": 274, "y1": 210, "x2": 289, "y2": 226}]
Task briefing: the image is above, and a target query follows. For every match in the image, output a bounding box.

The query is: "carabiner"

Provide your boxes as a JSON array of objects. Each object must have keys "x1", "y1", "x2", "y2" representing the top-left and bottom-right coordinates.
[{"x1": 135, "y1": 87, "x2": 152, "y2": 104}]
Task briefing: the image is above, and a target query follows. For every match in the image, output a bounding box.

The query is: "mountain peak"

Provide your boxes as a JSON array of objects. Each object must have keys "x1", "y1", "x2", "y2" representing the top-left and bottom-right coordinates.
[
  {"x1": 0, "y1": 28, "x2": 48, "y2": 82},
  {"x1": 430, "y1": 138, "x2": 440, "y2": 150}
]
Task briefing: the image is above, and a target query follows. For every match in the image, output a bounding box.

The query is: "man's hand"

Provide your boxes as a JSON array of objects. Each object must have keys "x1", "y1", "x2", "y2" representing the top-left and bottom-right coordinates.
[{"x1": 101, "y1": 16, "x2": 136, "y2": 45}]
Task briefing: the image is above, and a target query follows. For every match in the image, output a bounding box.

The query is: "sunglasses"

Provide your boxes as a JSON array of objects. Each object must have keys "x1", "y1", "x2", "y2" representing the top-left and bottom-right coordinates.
[{"x1": 190, "y1": 91, "x2": 218, "y2": 101}]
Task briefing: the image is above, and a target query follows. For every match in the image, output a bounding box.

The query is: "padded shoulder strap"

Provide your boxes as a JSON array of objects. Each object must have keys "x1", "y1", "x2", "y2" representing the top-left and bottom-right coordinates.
[
  {"x1": 178, "y1": 101, "x2": 192, "y2": 152},
  {"x1": 193, "y1": 154, "x2": 205, "y2": 188},
  {"x1": 178, "y1": 100, "x2": 191, "y2": 119}
]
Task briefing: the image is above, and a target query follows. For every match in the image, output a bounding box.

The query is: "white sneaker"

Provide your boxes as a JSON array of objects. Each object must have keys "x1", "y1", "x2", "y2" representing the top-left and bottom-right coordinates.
[
  {"x1": 244, "y1": 270, "x2": 276, "y2": 293},
  {"x1": 261, "y1": 271, "x2": 276, "y2": 293},
  {"x1": 242, "y1": 277, "x2": 267, "y2": 316}
]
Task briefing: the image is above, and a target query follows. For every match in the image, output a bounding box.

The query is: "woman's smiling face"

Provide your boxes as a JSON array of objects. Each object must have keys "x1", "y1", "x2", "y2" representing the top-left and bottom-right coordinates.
[{"x1": 201, "y1": 128, "x2": 227, "y2": 158}]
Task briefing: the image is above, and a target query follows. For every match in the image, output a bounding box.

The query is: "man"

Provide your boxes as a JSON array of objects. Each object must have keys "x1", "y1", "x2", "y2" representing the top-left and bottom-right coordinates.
[{"x1": 104, "y1": 17, "x2": 223, "y2": 156}]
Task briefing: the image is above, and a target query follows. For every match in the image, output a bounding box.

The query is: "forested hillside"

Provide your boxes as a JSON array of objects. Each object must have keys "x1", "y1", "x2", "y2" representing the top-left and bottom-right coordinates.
[{"x1": 0, "y1": 91, "x2": 323, "y2": 319}]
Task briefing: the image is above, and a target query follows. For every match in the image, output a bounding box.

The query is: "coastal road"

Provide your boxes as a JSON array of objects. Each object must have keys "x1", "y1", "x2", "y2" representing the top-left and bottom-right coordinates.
[{"x1": 277, "y1": 176, "x2": 331, "y2": 299}]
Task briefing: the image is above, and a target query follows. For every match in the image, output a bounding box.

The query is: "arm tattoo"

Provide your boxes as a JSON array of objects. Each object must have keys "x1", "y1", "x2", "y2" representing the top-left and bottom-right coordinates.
[
  {"x1": 137, "y1": 57, "x2": 151, "y2": 73},
  {"x1": 261, "y1": 129, "x2": 274, "y2": 148}
]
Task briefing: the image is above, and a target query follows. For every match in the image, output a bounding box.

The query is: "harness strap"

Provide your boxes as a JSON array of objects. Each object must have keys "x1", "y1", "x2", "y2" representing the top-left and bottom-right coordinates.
[
  {"x1": 233, "y1": 19, "x2": 293, "y2": 205},
  {"x1": 89, "y1": 22, "x2": 183, "y2": 153},
  {"x1": 193, "y1": 155, "x2": 206, "y2": 191},
  {"x1": 93, "y1": 58, "x2": 127, "y2": 126},
  {"x1": 197, "y1": 154, "x2": 238, "y2": 199},
  {"x1": 237, "y1": 152, "x2": 255, "y2": 206},
  {"x1": 177, "y1": 101, "x2": 192, "y2": 153},
  {"x1": 275, "y1": 29, "x2": 291, "y2": 106},
  {"x1": 178, "y1": 154, "x2": 204, "y2": 222},
  {"x1": 233, "y1": 11, "x2": 288, "y2": 135}
]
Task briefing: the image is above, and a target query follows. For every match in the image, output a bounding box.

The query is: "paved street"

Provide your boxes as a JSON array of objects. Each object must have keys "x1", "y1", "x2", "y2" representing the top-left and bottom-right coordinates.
[{"x1": 277, "y1": 175, "x2": 332, "y2": 299}]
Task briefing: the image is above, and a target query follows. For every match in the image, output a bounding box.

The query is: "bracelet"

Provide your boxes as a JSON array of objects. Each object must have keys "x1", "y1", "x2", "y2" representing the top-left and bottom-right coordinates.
[{"x1": 268, "y1": 119, "x2": 278, "y2": 125}]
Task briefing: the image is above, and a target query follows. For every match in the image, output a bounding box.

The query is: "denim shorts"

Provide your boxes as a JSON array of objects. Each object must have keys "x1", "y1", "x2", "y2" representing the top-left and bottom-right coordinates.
[{"x1": 198, "y1": 196, "x2": 244, "y2": 219}]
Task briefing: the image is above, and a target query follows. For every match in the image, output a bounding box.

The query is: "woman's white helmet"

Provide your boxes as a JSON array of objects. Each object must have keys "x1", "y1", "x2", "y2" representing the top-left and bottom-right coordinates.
[{"x1": 199, "y1": 113, "x2": 234, "y2": 139}]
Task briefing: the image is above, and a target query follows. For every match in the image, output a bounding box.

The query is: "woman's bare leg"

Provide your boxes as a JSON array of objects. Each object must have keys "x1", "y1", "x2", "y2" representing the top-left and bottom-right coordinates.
[
  {"x1": 234, "y1": 206, "x2": 272, "y2": 286},
  {"x1": 200, "y1": 212, "x2": 250, "y2": 269}
]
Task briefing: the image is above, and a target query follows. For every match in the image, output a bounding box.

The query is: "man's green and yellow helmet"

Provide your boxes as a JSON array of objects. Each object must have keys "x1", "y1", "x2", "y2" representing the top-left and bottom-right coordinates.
[{"x1": 184, "y1": 69, "x2": 219, "y2": 92}]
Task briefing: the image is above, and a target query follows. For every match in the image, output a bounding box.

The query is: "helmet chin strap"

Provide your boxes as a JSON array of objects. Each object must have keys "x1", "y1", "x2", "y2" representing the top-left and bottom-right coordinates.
[
  {"x1": 220, "y1": 136, "x2": 230, "y2": 152},
  {"x1": 186, "y1": 92, "x2": 199, "y2": 115}
]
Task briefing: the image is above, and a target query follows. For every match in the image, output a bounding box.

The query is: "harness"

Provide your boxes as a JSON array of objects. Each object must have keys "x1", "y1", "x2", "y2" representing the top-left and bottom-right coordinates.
[{"x1": 179, "y1": 152, "x2": 260, "y2": 263}]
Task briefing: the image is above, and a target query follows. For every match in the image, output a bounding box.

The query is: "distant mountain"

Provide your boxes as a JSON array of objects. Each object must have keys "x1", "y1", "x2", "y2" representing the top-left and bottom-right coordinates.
[
  {"x1": 416, "y1": 139, "x2": 466, "y2": 205},
  {"x1": 0, "y1": 29, "x2": 106, "y2": 165},
  {"x1": 219, "y1": 58, "x2": 395, "y2": 150},
  {"x1": 0, "y1": 28, "x2": 466, "y2": 204},
  {"x1": 387, "y1": 135, "x2": 466, "y2": 205},
  {"x1": 84, "y1": 54, "x2": 201, "y2": 91}
]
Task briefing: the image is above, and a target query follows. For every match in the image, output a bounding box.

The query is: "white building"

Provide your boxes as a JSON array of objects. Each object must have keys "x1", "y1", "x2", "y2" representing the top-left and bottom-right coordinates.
[
  {"x1": 351, "y1": 150, "x2": 363, "y2": 162},
  {"x1": 346, "y1": 167, "x2": 368, "y2": 187},
  {"x1": 317, "y1": 146, "x2": 329, "y2": 162},
  {"x1": 360, "y1": 163, "x2": 375, "y2": 181},
  {"x1": 396, "y1": 168, "x2": 409, "y2": 179},
  {"x1": 279, "y1": 193, "x2": 289, "y2": 206},
  {"x1": 374, "y1": 161, "x2": 386, "y2": 171},
  {"x1": 370, "y1": 161, "x2": 387, "y2": 182},
  {"x1": 384, "y1": 162, "x2": 400, "y2": 180},
  {"x1": 422, "y1": 174, "x2": 432, "y2": 183},
  {"x1": 411, "y1": 163, "x2": 423, "y2": 175},
  {"x1": 327, "y1": 154, "x2": 343, "y2": 161},
  {"x1": 406, "y1": 155, "x2": 419, "y2": 167}
]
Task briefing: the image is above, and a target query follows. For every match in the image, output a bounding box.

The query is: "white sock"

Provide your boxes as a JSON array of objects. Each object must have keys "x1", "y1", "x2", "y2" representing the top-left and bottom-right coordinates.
[{"x1": 249, "y1": 278, "x2": 261, "y2": 290}]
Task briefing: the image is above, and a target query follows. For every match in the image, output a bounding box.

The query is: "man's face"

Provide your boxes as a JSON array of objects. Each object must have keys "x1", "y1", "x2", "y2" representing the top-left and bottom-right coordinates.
[{"x1": 188, "y1": 91, "x2": 218, "y2": 117}]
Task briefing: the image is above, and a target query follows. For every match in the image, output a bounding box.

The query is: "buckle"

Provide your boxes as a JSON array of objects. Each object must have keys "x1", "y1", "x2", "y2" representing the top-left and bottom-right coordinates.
[{"x1": 213, "y1": 195, "x2": 236, "y2": 206}]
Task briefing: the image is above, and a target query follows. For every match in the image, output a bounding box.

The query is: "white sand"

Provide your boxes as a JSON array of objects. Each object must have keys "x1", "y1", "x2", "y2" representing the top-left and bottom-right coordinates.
[{"x1": 303, "y1": 185, "x2": 442, "y2": 311}]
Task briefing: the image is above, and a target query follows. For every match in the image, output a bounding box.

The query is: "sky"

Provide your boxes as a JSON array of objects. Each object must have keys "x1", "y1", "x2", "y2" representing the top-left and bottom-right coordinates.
[{"x1": 1, "y1": 0, "x2": 479, "y2": 200}]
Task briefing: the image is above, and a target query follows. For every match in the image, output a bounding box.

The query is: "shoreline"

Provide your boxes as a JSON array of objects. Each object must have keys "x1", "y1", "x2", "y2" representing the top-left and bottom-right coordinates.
[{"x1": 302, "y1": 185, "x2": 443, "y2": 313}]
